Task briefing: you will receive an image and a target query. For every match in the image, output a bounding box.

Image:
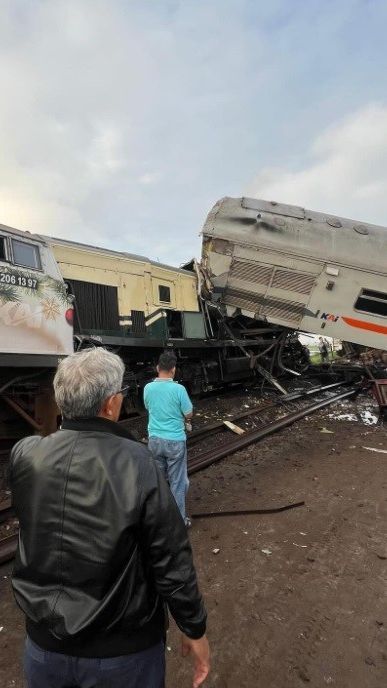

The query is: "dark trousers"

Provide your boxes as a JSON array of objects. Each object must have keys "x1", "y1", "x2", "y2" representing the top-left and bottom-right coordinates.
[{"x1": 24, "y1": 636, "x2": 165, "y2": 688}]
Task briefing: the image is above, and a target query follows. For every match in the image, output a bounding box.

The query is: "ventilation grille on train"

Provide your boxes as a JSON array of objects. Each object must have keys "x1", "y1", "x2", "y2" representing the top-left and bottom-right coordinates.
[
  {"x1": 271, "y1": 269, "x2": 315, "y2": 294},
  {"x1": 224, "y1": 288, "x2": 263, "y2": 313},
  {"x1": 262, "y1": 297, "x2": 305, "y2": 322},
  {"x1": 230, "y1": 260, "x2": 315, "y2": 295},
  {"x1": 223, "y1": 287, "x2": 304, "y2": 323},
  {"x1": 230, "y1": 260, "x2": 273, "y2": 286},
  {"x1": 131, "y1": 310, "x2": 147, "y2": 336},
  {"x1": 68, "y1": 279, "x2": 120, "y2": 332}
]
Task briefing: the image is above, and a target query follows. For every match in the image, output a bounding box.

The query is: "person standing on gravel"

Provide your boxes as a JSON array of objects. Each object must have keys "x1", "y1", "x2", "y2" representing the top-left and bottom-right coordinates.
[
  {"x1": 144, "y1": 351, "x2": 193, "y2": 527},
  {"x1": 319, "y1": 336, "x2": 329, "y2": 363},
  {"x1": 10, "y1": 348, "x2": 209, "y2": 688}
]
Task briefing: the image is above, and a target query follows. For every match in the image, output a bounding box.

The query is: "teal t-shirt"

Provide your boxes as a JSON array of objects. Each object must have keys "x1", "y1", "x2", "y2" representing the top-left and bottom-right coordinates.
[{"x1": 144, "y1": 379, "x2": 193, "y2": 441}]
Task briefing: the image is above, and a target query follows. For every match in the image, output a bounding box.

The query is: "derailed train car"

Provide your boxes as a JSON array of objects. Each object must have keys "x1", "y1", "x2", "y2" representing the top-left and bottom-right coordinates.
[{"x1": 200, "y1": 197, "x2": 387, "y2": 351}]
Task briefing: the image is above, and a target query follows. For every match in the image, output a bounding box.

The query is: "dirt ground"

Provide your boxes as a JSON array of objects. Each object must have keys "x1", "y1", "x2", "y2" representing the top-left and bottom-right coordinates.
[{"x1": 1, "y1": 391, "x2": 387, "y2": 687}]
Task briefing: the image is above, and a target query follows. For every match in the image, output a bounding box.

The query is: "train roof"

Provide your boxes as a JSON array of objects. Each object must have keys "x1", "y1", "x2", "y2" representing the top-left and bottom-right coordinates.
[
  {"x1": 42, "y1": 235, "x2": 193, "y2": 276},
  {"x1": 202, "y1": 197, "x2": 387, "y2": 275},
  {"x1": 0, "y1": 222, "x2": 49, "y2": 245}
]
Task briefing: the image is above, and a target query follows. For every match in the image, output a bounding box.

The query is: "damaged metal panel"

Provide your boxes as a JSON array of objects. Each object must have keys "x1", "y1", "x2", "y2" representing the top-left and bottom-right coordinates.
[{"x1": 241, "y1": 197, "x2": 306, "y2": 220}]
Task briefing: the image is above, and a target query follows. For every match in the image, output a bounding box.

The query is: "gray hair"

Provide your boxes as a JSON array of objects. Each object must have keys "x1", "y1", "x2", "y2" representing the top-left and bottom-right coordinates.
[{"x1": 54, "y1": 348, "x2": 125, "y2": 419}]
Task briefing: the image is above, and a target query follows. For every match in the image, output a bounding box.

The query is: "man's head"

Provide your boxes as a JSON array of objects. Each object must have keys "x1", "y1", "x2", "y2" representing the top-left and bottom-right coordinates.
[
  {"x1": 157, "y1": 351, "x2": 177, "y2": 378},
  {"x1": 54, "y1": 348, "x2": 125, "y2": 421}
]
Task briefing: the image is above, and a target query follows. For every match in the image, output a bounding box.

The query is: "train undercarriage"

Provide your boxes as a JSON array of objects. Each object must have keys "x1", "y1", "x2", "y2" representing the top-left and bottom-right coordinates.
[{"x1": 0, "y1": 309, "x2": 384, "y2": 456}]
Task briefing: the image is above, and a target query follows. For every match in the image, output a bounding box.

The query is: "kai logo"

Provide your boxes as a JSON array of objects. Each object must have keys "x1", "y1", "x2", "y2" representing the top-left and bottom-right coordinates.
[{"x1": 320, "y1": 312, "x2": 339, "y2": 323}]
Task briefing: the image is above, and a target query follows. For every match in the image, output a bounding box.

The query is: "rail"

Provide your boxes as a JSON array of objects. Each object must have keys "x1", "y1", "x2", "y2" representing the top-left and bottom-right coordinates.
[
  {"x1": 0, "y1": 498, "x2": 17, "y2": 564},
  {"x1": 187, "y1": 381, "x2": 346, "y2": 447},
  {"x1": 188, "y1": 386, "x2": 358, "y2": 474}
]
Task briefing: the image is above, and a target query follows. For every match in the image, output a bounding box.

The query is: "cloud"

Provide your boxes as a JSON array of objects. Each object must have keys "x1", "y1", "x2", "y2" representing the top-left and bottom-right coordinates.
[
  {"x1": 246, "y1": 103, "x2": 387, "y2": 226},
  {"x1": 138, "y1": 173, "x2": 162, "y2": 186},
  {"x1": 1, "y1": 1, "x2": 387, "y2": 264}
]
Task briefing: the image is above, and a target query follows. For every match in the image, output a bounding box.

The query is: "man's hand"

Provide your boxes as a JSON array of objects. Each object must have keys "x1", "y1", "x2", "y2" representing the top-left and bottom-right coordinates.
[{"x1": 181, "y1": 633, "x2": 210, "y2": 688}]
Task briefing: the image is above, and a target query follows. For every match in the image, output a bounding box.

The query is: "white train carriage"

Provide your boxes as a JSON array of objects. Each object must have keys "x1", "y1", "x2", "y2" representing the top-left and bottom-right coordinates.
[{"x1": 200, "y1": 197, "x2": 387, "y2": 351}]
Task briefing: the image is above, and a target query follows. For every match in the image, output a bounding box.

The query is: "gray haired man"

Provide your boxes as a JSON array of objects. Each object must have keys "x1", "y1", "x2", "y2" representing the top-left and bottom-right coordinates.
[{"x1": 10, "y1": 348, "x2": 210, "y2": 688}]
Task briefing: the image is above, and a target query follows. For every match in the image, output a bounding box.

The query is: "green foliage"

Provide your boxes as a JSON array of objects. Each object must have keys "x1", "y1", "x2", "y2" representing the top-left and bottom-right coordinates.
[
  {"x1": 0, "y1": 284, "x2": 21, "y2": 303},
  {"x1": 0, "y1": 267, "x2": 71, "y2": 304},
  {"x1": 43, "y1": 276, "x2": 70, "y2": 304}
]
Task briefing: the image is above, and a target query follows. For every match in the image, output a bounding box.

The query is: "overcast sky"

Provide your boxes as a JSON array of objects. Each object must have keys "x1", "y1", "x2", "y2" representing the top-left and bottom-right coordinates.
[{"x1": 1, "y1": 0, "x2": 386, "y2": 265}]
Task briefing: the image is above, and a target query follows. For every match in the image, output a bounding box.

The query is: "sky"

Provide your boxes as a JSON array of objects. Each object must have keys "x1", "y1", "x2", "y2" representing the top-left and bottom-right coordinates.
[{"x1": 0, "y1": 0, "x2": 387, "y2": 265}]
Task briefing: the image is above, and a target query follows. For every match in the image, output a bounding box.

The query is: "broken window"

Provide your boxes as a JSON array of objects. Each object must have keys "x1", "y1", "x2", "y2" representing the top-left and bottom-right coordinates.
[{"x1": 354, "y1": 288, "x2": 387, "y2": 318}]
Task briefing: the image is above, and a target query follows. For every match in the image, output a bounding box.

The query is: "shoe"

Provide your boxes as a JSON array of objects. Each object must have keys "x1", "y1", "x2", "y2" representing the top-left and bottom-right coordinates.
[{"x1": 185, "y1": 517, "x2": 192, "y2": 529}]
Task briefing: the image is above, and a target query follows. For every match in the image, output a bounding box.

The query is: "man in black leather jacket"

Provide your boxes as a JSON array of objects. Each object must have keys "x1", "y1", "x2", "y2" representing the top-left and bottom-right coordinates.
[{"x1": 10, "y1": 348, "x2": 210, "y2": 688}]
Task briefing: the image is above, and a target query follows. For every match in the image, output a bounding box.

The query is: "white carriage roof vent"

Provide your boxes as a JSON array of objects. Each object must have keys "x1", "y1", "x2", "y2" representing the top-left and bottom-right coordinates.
[
  {"x1": 326, "y1": 217, "x2": 342, "y2": 228},
  {"x1": 353, "y1": 224, "x2": 369, "y2": 235}
]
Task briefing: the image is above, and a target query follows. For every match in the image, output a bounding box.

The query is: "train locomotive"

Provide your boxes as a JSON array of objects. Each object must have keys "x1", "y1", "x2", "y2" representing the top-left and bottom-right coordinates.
[
  {"x1": 0, "y1": 223, "x2": 283, "y2": 444},
  {"x1": 46, "y1": 235, "x2": 286, "y2": 401}
]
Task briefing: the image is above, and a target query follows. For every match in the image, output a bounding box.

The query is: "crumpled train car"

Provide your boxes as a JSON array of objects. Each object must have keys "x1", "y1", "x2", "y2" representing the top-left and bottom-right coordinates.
[{"x1": 200, "y1": 197, "x2": 387, "y2": 351}]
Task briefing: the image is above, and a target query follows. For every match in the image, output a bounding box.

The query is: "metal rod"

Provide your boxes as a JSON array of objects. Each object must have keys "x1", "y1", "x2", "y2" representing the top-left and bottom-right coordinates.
[
  {"x1": 0, "y1": 533, "x2": 18, "y2": 565},
  {"x1": 191, "y1": 500, "x2": 305, "y2": 519},
  {"x1": 3, "y1": 396, "x2": 42, "y2": 431}
]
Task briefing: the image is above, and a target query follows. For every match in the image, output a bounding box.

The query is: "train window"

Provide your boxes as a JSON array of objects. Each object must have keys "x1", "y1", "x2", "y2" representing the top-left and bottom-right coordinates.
[
  {"x1": 158, "y1": 285, "x2": 171, "y2": 303},
  {"x1": 12, "y1": 239, "x2": 41, "y2": 270},
  {"x1": 355, "y1": 288, "x2": 387, "y2": 318}
]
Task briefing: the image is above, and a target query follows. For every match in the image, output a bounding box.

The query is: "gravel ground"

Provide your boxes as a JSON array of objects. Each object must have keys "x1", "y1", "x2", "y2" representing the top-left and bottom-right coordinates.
[{"x1": 0, "y1": 389, "x2": 386, "y2": 688}]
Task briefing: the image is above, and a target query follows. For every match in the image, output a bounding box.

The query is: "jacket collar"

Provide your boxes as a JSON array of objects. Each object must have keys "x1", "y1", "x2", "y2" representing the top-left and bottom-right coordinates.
[{"x1": 61, "y1": 416, "x2": 137, "y2": 441}]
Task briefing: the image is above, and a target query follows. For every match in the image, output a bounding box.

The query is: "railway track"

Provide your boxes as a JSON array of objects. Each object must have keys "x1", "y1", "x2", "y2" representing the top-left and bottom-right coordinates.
[
  {"x1": 187, "y1": 382, "x2": 358, "y2": 474},
  {"x1": 0, "y1": 497, "x2": 17, "y2": 565},
  {"x1": 187, "y1": 381, "x2": 345, "y2": 449},
  {"x1": 0, "y1": 381, "x2": 358, "y2": 566}
]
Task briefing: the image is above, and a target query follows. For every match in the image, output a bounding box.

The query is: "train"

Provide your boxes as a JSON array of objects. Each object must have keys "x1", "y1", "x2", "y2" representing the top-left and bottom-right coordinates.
[
  {"x1": 0, "y1": 222, "x2": 281, "y2": 444},
  {"x1": 200, "y1": 197, "x2": 387, "y2": 349},
  {"x1": 0, "y1": 195, "x2": 386, "y2": 445}
]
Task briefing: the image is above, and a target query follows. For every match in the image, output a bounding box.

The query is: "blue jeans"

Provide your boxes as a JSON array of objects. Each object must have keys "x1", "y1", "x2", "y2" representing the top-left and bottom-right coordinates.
[
  {"x1": 148, "y1": 437, "x2": 189, "y2": 521},
  {"x1": 24, "y1": 636, "x2": 165, "y2": 688}
]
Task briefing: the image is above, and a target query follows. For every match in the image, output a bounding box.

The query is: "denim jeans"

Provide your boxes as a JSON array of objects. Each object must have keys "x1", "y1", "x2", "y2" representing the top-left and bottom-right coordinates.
[
  {"x1": 24, "y1": 636, "x2": 165, "y2": 688},
  {"x1": 148, "y1": 437, "x2": 189, "y2": 521}
]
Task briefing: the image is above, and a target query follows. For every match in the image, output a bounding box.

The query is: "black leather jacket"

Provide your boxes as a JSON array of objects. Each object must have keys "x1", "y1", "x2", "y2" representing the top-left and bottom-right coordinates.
[{"x1": 10, "y1": 417, "x2": 206, "y2": 657}]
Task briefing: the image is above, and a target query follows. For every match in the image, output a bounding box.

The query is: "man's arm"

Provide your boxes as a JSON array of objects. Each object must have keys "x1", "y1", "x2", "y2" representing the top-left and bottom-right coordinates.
[
  {"x1": 140, "y1": 455, "x2": 206, "y2": 636},
  {"x1": 139, "y1": 455, "x2": 209, "y2": 685},
  {"x1": 178, "y1": 385, "x2": 193, "y2": 425},
  {"x1": 143, "y1": 384, "x2": 149, "y2": 410}
]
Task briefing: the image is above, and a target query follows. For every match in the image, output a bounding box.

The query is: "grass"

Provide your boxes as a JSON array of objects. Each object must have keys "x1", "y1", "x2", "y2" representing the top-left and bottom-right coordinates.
[{"x1": 309, "y1": 351, "x2": 339, "y2": 365}]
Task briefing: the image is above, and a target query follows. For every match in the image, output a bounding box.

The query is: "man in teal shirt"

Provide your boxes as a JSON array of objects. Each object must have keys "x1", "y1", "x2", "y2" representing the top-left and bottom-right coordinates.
[{"x1": 144, "y1": 351, "x2": 193, "y2": 526}]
